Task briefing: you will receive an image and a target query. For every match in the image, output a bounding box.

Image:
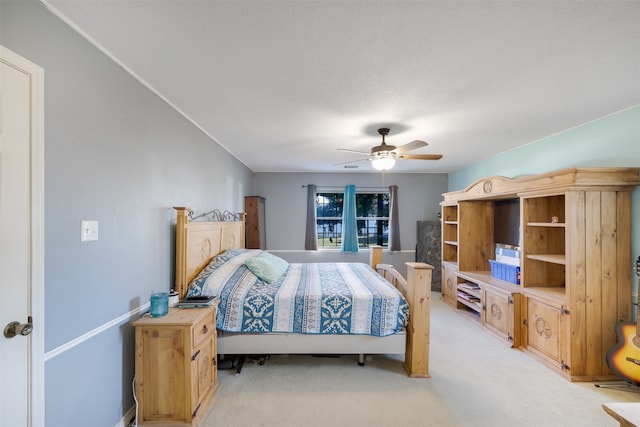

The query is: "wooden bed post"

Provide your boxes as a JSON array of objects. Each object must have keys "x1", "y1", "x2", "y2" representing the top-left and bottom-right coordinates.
[
  {"x1": 404, "y1": 262, "x2": 433, "y2": 378},
  {"x1": 369, "y1": 245, "x2": 383, "y2": 269},
  {"x1": 173, "y1": 207, "x2": 189, "y2": 298}
]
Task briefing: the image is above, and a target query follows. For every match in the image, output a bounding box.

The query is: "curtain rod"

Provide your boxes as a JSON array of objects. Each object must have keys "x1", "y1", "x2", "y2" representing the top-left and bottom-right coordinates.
[{"x1": 301, "y1": 185, "x2": 389, "y2": 189}]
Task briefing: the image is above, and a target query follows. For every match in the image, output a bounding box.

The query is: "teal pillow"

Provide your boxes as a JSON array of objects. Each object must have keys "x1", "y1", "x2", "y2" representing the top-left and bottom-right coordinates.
[{"x1": 245, "y1": 251, "x2": 289, "y2": 284}]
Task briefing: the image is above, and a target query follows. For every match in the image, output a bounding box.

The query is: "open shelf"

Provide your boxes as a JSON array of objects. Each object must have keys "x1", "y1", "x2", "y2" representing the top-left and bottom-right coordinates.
[
  {"x1": 457, "y1": 296, "x2": 482, "y2": 313},
  {"x1": 456, "y1": 277, "x2": 482, "y2": 315},
  {"x1": 527, "y1": 222, "x2": 566, "y2": 228},
  {"x1": 526, "y1": 254, "x2": 566, "y2": 265},
  {"x1": 442, "y1": 204, "x2": 459, "y2": 264},
  {"x1": 457, "y1": 270, "x2": 521, "y2": 293}
]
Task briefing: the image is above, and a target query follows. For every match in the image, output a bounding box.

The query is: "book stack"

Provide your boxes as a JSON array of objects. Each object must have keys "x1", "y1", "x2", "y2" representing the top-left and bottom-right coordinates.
[
  {"x1": 458, "y1": 282, "x2": 480, "y2": 293},
  {"x1": 495, "y1": 243, "x2": 521, "y2": 266},
  {"x1": 177, "y1": 295, "x2": 217, "y2": 308},
  {"x1": 457, "y1": 291, "x2": 481, "y2": 303},
  {"x1": 457, "y1": 282, "x2": 481, "y2": 305}
]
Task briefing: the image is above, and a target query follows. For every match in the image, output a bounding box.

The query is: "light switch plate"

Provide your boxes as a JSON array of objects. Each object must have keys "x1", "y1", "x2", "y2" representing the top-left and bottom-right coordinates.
[{"x1": 81, "y1": 220, "x2": 99, "y2": 241}]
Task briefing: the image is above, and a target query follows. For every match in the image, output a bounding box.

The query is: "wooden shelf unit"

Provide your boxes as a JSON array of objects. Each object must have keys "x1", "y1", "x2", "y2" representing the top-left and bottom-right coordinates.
[
  {"x1": 441, "y1": 203, "x2": 459, "y2": 265},
  {"x1": 245, "y1": 196, "x2": 266, "y2": 249},
  {"x1": 440, "y1": 167, "x2": 640, "y2": 381}
]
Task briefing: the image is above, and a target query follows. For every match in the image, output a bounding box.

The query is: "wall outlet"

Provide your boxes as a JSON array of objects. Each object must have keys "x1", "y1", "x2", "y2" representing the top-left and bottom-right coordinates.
[{"x1": 81, "y1": 220, "x2": 99, "y2": 242}]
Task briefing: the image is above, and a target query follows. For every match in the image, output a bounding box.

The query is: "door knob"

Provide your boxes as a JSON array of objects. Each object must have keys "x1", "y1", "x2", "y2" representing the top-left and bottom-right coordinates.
[{"x1": 4, "y1": 317, "x2": 33, "y2": 338}]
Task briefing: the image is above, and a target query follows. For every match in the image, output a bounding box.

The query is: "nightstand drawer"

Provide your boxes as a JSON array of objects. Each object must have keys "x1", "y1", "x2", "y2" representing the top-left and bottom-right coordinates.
[{"x1": 193, "y1": 310, "x2": 214, "y2": 347}]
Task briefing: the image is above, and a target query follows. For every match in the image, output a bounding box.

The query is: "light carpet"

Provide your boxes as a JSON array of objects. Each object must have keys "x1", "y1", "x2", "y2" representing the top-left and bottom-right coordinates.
[{"x1": 201, "y1": 293, "x2": 639, "y2": 427}]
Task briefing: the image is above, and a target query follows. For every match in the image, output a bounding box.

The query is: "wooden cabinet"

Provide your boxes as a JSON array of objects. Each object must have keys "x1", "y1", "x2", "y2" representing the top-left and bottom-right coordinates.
[
  {"x1": 245, "y1": 196, "x2": 266, "y2": 249},
  {"x1": 133, "y1": 306, "x2": 219, "y2": 426},
  {"x1": 441, "y1": 167, "x2": 640, "y2": 381}
]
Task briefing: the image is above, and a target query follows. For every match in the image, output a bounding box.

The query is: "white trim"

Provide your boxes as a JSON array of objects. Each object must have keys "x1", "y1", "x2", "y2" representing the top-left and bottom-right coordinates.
[
  {"x1": 269, "y1": 249, "x2": 415, "y2": 254},
  {"x1": 114, "y1": 405, "x2": 136, "y2": 427},
  {"x1": 30, "y1": 49, "x2": 46, "y2": 427},
  {"x1": 44, "y1": 303, "x2": 149, "y2": 362},
  {"x1": 0, "y1": 44, "x2": 46, "y2": 427}
]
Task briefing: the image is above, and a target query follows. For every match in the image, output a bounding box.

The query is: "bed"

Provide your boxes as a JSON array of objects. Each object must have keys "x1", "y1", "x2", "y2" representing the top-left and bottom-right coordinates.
[{"x1": 173, "y1": 207, "x2": 433, "y2": 377}]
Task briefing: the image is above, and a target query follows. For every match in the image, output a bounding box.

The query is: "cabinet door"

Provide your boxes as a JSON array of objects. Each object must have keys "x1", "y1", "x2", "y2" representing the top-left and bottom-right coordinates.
[
  {"x1": 442, "y1": 266, "x2": 457, "y2": 306},
  {"x1": 483, "y1": 288, "x2": 521, "y2": 347},
  {"x1": 526, "y1": 297, "x2": 564, "y2": 366},
  {"x1": 191, "y1": 336, "x2": 214, "y2": 420},
  {"x1": 483, "y1": 289, "x2": 509, "y2": 338},
  {"x1": 137, "y1": 327, "x2": 188, "y2": 423}
]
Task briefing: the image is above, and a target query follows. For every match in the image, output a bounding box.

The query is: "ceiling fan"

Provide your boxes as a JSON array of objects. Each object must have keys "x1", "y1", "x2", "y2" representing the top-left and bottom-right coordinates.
[{"x1": 336, "y1": 128, "x2": 442, "y2": 170}]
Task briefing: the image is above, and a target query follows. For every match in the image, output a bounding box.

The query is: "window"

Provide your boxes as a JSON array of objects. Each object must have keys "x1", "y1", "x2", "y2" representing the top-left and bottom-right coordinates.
[{"x1": 316, "y1": 191, "x2": 389, "y2": 248}]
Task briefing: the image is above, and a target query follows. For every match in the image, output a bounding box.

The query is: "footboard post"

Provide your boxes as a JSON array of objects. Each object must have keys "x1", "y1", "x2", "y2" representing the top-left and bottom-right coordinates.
[
  {"x1": 369, "y1": 245, "x2": 383, "y2": 269},
  {"x1": 404, "y1": 262, "x2": 433, "y2": 378}
]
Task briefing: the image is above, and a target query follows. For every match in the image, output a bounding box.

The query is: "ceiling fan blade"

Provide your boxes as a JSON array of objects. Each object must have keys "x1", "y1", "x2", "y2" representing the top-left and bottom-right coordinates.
[
  {"x1": 394, "y1": 140, "x2": 428, "y2": 154},
  {"x1": 338, "y1": 148, "x2": 371, "y2": 155},
  {"x1": 398, "y1": 153, "x2": 443, "y2": 160},
  {"x1": 332, "y1": 158, "x2": 370, "y2": 166}
]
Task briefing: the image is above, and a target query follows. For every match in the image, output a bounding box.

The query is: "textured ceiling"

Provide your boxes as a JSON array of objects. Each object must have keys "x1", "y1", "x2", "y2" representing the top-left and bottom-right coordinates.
[{"x1": 43, "y1": 0, "x2": 640, "y2": 173}]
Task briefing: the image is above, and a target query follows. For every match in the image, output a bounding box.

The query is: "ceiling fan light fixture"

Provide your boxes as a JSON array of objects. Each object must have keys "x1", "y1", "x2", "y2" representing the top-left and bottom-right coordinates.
[
  {"x1": 336, "y1": 127, "x2": 441, "y2": 170},
  {"x1": 371, "y1": 156, "x2": 395, "y2": 171}
]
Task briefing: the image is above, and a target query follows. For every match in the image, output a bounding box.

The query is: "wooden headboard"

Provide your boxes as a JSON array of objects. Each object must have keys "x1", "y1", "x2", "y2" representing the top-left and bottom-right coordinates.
[{"x1": 174, "y1": 207, "x2": 246, "y2": 298}]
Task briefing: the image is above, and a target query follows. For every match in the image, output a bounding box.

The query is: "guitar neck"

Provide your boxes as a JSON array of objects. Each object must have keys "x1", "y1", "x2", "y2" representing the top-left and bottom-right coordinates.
[{"x1": 636, "y1": 256, "x2": 640, "y2": 337}]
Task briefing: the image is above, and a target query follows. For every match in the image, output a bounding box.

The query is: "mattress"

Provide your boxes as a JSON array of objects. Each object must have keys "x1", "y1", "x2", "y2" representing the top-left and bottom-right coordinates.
[{"x1": 186, "y1": 249, "x2": 409, "y2": 337}]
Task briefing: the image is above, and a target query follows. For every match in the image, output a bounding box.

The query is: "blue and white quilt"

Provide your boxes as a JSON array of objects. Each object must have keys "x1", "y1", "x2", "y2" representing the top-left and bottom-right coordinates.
[{"x1": 186, "y1": 249, "x2": 409, "y2": 337}]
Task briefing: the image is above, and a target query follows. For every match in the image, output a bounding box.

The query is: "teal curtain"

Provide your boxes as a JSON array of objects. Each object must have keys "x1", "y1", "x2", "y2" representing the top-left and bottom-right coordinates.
[{"x1": 341, "y1": 184, "x2": 359, "y2": 252}]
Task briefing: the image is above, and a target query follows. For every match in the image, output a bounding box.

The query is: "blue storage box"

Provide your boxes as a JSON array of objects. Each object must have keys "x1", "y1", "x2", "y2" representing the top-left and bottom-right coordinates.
[{"x1": 489, "y1": 259, "x2": 520, "y2": 284}]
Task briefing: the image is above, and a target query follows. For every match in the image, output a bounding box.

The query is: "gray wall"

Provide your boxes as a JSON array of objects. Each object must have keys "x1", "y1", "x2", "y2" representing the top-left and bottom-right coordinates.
[
  {"x1": 254, "y1": 172, "x2": 448, "y2": 276},
  {"x1": 1, "y1": 2, "x2": 254, "y2": 426}
]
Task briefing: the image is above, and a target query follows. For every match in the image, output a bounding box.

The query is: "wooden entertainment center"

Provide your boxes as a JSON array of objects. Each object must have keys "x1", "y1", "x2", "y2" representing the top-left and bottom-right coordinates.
[{"x1": 440, "y1": 167, "x2": 640, "y2": 381}]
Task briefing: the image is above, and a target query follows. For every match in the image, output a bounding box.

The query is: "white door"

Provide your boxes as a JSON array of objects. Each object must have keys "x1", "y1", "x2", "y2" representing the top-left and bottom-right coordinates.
[{"x1": 0, "y1": 46, "x2": 45, "y2": 427}]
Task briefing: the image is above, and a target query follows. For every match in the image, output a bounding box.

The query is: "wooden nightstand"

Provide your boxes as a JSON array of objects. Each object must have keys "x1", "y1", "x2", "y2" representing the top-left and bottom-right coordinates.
[{"x1": 133, "y1": 305, "x2": 219, "y2": 426}]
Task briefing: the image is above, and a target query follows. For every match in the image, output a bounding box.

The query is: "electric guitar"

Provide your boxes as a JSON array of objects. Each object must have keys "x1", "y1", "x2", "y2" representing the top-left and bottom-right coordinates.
[{"x1": 605, "y1": 256, "x2": 640, "y2": 385}]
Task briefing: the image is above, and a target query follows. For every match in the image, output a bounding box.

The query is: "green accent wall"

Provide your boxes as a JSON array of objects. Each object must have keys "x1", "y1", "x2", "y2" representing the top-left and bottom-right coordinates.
[{"x1": 449, "y1": 106, "x2": 639, "y2": 189}]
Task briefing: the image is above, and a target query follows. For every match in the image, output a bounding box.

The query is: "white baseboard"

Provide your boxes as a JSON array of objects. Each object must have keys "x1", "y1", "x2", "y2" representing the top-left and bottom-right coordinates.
[{"x1": 114, "y1": 405, "x2": 136, "y2": 427}]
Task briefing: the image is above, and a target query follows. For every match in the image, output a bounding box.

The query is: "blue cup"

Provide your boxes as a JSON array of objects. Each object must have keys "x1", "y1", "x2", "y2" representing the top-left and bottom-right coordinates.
[{"x1": 150, "y1": 292, "x2": 169, "y2": 317}]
